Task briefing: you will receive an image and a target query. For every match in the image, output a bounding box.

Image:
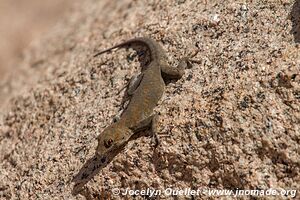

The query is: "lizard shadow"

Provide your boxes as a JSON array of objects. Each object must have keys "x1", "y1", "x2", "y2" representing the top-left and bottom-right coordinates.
[
  {"x1": 71, "y1": 150, "x2": 118, "y2": 196},
  {"x1": 290, "y1": 0, "x2": 300, "y2": 43},
  {"x1": 72, "y1": 129, "x2": 153, "y2": 196}
]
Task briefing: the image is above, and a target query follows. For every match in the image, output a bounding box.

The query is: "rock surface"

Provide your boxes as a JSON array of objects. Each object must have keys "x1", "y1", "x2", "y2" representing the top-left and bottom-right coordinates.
[{"x1": 0, "y1": 0, "x2": 299, "y2": 199}]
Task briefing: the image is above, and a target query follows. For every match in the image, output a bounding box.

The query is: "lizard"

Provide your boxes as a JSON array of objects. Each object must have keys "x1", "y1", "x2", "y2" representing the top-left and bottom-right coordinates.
[
  {"x1": 73, "y1": 37, "x2": 188, "y2": 192},
  {"x1": 94, "y1": 37, "x2": 187, "y2": 160}
]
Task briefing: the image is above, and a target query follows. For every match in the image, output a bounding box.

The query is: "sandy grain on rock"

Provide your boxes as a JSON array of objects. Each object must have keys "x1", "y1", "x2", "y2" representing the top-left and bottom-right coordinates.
[{"x1": 0, "y1": 0, "x2": 299, "y2": 199}]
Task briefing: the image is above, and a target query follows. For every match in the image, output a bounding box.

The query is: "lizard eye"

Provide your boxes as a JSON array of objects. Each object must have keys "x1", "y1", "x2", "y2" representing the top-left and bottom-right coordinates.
[{"x1": 104, "y1": 139, "x2": 113, "y2": 148}]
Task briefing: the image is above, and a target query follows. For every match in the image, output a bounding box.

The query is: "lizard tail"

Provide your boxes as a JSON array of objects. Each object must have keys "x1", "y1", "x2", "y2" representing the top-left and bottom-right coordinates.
[
  {"x1": 93, "y1": 42, "x2": 129, "y2": 57},
  {"x1": 93, "y1": 37, "x2": 163, "y2": 61}
]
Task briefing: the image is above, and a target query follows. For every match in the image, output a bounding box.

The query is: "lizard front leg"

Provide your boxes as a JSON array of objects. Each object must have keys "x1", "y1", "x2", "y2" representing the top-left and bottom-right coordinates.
[
  {"x1": 150, "y1": 113, "x2": 159, "y2": 147},
  {"x1": 130, "y1": 113, "x2": 160, "y2": 147}
]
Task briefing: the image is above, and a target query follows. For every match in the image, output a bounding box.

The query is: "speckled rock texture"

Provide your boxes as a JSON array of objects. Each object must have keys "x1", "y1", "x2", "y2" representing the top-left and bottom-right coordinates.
[{"x1": 0, "y1": 0, "x2": 299, "y2": 199}]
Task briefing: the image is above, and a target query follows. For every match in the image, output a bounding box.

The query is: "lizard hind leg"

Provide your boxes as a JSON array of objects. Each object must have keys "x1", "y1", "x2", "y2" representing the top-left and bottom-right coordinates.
[
  {"x1": 161, "y1": 58, "x2": 188, "y2": 81},
  {"x1": 113, "y1": 73, "x2": 144, "y2": 123},
  {"x1": 126, "y1": 73, "x2": 143, "y2": 96}
]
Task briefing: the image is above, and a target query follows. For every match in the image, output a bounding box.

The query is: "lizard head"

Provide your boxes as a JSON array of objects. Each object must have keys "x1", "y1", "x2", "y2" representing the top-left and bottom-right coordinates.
[{"x1": 96, "y1": 123, "x2": 132, "y2": 160}]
